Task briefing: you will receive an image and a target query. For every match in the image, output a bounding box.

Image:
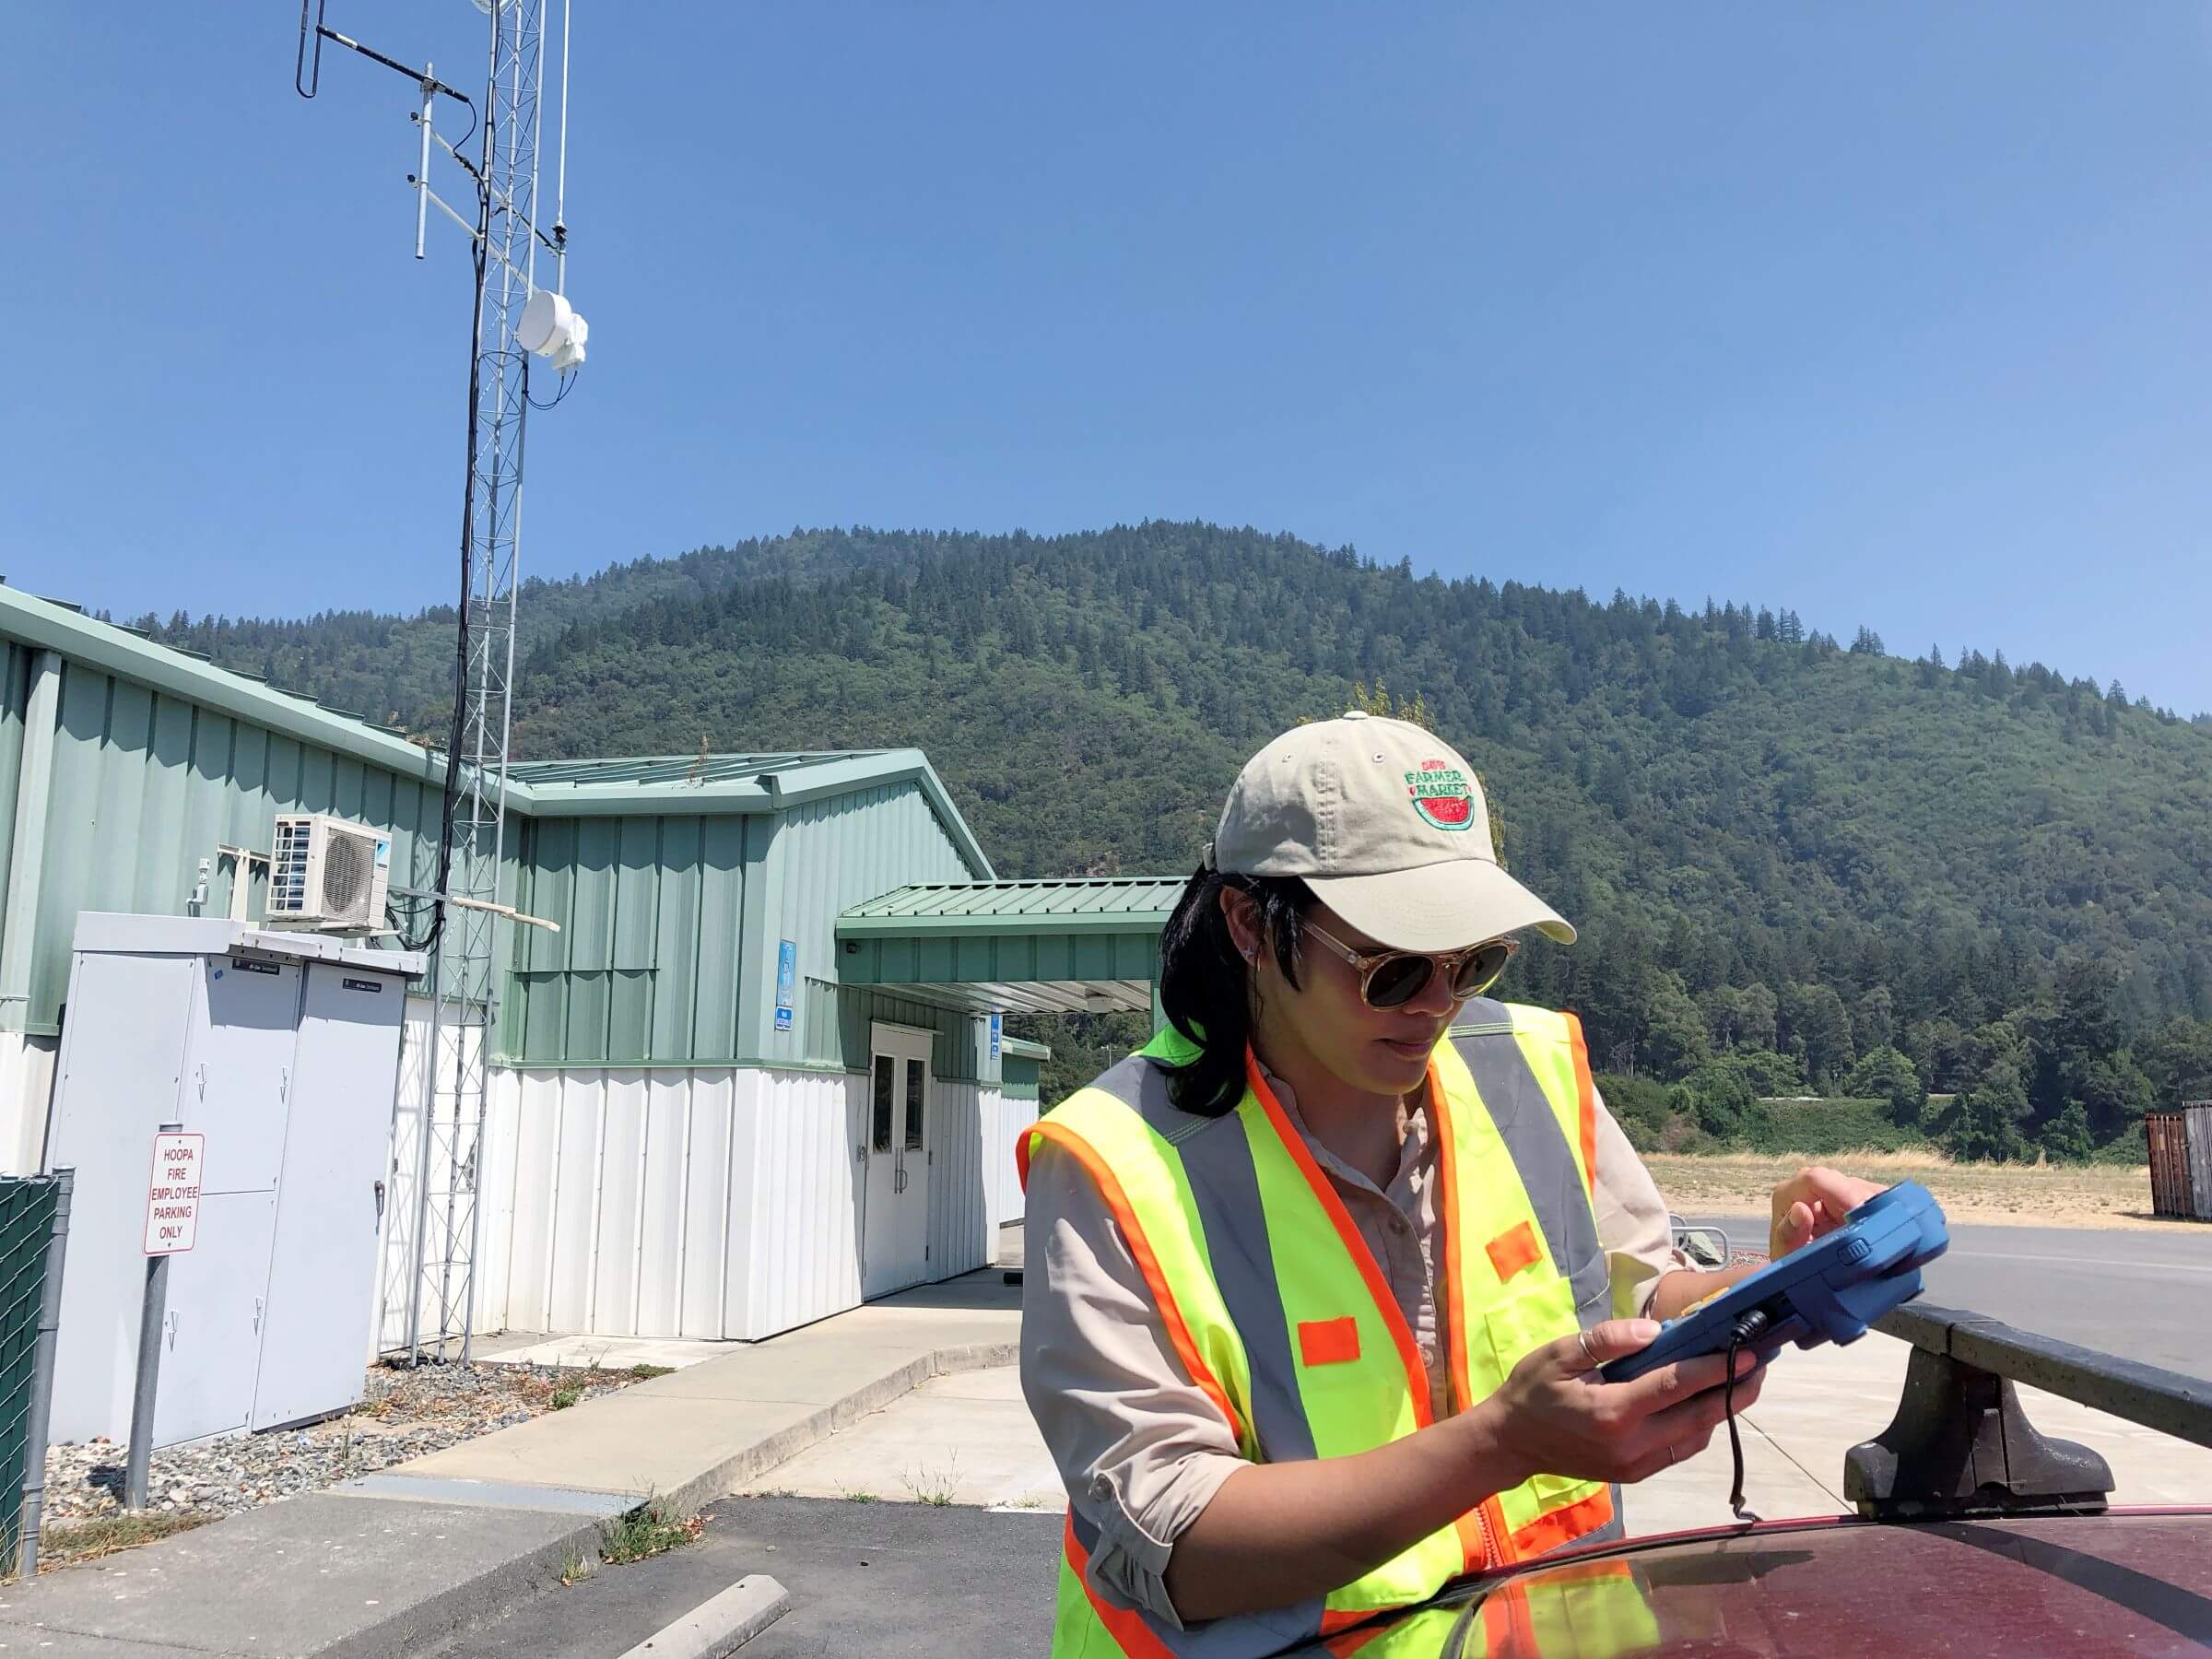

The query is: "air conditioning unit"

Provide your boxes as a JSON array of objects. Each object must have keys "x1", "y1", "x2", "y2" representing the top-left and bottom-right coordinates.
[{"x1": 266, "y1": 814, "x2": 392, "y2": 933}]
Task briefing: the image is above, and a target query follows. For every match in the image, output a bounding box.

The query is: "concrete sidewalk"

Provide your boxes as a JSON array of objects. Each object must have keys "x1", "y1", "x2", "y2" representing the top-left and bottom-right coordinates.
[
  {"x1": 1, "y1": 1272, "x2": 1019, "y2": 1657},
  {"x1": 732, "y1": 1331, "x2": 2212, "y2": 1535}
]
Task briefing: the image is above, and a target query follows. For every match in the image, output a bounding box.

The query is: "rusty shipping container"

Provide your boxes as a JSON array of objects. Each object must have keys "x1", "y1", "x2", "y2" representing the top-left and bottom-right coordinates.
[{"x1": 2147, "y1": 1103, "x2": 2212, "y2": 1221}]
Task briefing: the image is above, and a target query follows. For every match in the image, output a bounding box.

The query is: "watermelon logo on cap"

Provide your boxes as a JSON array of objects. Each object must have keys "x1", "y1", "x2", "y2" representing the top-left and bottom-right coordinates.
[{"x1": 1406, "y1": 759, "x2": 1475, "y2": 831}]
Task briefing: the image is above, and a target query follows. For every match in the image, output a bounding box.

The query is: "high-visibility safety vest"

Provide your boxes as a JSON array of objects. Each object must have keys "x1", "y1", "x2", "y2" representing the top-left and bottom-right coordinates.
[{"x1": 1018, "y1": 999, "x2": 1653, "y2": 1659}]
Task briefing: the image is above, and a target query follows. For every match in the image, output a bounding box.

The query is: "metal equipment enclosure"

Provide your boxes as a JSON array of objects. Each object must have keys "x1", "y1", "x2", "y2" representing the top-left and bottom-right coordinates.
[
  {"x1": 2148, "y1": 1104, "x2": 2212, "y2": 1222},
  {"x1": 43, "y1": 916, "x2": 421, "y2": 1446}
]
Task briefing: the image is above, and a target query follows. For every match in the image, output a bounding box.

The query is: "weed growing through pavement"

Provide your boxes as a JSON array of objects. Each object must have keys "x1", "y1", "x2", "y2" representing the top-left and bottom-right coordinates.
[
  {"x1": 749, "y1": 1487, "x2": 798, "y2": 1499},
  {"x1": 599, "y1": 1496, "x2": 706, "y2": 1566},
  {"x1": 629, "y1": 1362, "x2": 676, "y2": 1380},
  {"x1": 549, "y1": 1385, "x2": 582, "y2": 1410},
  {"x1": 837, "y1": 1485, "x2": 879, "y2": 1502},
  {"x1": 558, "y1": 1543, "x2": 593, "y2": 1586},
  {"x1": 901, "y1": 1454, "x2": 961, "y2": 1507}
]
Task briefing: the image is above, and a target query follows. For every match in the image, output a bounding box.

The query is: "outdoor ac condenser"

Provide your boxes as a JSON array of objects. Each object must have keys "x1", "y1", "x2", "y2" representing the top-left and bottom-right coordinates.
[{"x1": 267, "y1": 813, "x2": 392, "y2": 932}]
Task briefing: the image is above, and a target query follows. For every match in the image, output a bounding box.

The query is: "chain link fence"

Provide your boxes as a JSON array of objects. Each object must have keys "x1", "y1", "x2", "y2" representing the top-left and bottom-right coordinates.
[{"x1": 0, "y1": 1172, "x2": 72, "y2": 1580}]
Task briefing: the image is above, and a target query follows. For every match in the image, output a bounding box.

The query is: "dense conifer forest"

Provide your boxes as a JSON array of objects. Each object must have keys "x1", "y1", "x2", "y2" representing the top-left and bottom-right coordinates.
[{"x1": 127, "y1": 522, "x2": 2212, "y2": 1159}]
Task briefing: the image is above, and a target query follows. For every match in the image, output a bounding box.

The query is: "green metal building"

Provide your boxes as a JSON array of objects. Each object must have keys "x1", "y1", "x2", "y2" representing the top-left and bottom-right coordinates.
[{"x1": 0, "y1": 586, "x2": 1180, "y2": 1345}]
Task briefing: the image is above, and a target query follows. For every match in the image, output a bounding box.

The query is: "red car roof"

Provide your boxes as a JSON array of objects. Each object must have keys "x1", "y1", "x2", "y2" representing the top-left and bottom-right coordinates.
[{"x1": 1307, "y1": 1509, "x2": 2212, "y2": 1656}]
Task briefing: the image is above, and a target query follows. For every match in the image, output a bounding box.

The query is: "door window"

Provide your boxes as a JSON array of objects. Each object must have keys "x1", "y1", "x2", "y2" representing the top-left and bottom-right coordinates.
[
  {"x1": 903, "y1": 1057, "x2": 925, "y2": 1150},
  {"x1": 872, "y1": 1054, "x2": 895, "y2": 1153}
]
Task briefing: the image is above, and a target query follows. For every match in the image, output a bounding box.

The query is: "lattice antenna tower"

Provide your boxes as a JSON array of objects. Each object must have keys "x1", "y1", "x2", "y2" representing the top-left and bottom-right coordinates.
[{"x1": 295, "y1": 0, "x2": 587, "y2": 1364}]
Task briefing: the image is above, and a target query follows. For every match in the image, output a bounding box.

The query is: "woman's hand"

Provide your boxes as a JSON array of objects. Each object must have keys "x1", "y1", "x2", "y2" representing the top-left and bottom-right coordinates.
[
  {"x1": 1478, "y1": 1318, "x2": 1765, "y2": 1488},
  {"x1": 1768, "y1": 1166, "x2": 1887, "y2": 1259}
]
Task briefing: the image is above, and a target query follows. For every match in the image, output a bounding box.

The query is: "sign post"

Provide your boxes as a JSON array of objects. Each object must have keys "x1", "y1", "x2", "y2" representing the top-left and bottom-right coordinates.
[{"x1": 125, "y1": 1125, "x2": 199, "y2": 1510}]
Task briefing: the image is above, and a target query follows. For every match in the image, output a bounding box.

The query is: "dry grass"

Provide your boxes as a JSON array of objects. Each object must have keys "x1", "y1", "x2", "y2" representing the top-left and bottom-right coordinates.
[
  {"x1": 34, "y1": 1511, "x2": 215, "y2": 1571},
  {"x1": 1645, "y1": 1151, "x2": 2163, "y2": 1230}
]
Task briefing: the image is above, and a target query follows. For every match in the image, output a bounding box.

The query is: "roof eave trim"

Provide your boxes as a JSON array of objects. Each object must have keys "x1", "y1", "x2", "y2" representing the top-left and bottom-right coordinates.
[
  {"x1": 0, "y1": 588, "x2": 450, "y2": 787},
  {"x1": 834, "y1": 912, "x2": 1172, "y2": 938}
]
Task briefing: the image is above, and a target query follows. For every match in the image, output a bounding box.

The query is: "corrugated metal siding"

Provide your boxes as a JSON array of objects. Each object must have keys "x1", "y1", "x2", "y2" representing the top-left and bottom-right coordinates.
[
  {"x1": 503, "y1": 814, "x2": 757, "y2": 1066},
  {"x1": 18, "y1": 659, "x2": 456, "y2": 1035},
  {"x1": 491, "y1": 1057, "x2": 1018, "y2": 1342},
  {"x1": 737, "y1": 1068, "x2": 866, "y2": 1340},
  {"x1": 0, "y1": 1032, "x2": 59, "y2": 1175},
  {"x1": 0, "y1": 646, "x2": 33, "y2": 935},
  {"x1": 928, "y1": 1080, "x2": 1033, "y2": 1279},
  {"x1": 2147, "y1": 1105, "x2": 2212, "y2": 1221},
  {"x1": 928, "y1": 1080, "x2": 987, "y2": 1279},
  {"x1": 500, "y1": 1063, "x2": 858, "y2": 1341},
  {"x1": 1000, "y1": 1054, "x2": 1041, "y2": 1104},
  {"x1": 982, "y1": 1088, "x2": 1040, "y2": 1229},
  {"x1": 759, "y1": 783, "x2": 977, "y2": 1064},
  {"x1": 807, "y1": 982, "x2": 997, "y2": 1085}
]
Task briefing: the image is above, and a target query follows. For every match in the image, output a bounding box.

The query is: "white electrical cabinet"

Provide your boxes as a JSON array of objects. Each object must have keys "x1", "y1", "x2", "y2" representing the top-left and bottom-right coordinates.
[{"x1": 42, "y1": 915, "x2": 423, "y2": 1448}]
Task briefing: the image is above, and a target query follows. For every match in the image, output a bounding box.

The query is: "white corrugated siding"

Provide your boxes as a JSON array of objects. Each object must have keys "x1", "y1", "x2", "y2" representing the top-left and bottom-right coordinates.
[
  {"x1": 736, "y1": 1068, "x2": 866, "y2": 1339},
  {"x1": 979, "y1": 1086, "x2": 1039, "y2": 1239},
  {"x1": 488, "y1": 1061, "x2": 1018, "y2": 1342},
  {"x1": 0, "y1": 1030, "x2": 59, "y2": 1174},
  {"x1": 927, "y1": 1083, "x2": 1036, "y2": 1281}
]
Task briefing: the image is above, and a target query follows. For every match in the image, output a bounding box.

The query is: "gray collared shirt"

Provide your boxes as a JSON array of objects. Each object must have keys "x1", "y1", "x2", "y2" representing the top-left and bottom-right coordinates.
[{"x1": 1018, "y1": 1065, "x2": 1685, "y2": 1629}]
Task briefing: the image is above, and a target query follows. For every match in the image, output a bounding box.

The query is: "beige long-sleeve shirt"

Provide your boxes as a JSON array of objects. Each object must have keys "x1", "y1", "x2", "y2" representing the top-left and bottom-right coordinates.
[{"x1": 1018, "y1": 1065, "x2": 1685, "y2": 1629}]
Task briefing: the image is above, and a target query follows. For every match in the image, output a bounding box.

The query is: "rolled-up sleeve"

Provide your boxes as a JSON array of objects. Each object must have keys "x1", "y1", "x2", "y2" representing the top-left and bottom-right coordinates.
[
  {"x1": 1587, "y1": 1087, "x2": 1692, "y2": 1320},
  {"x1": 1019, "y1": 1140, "x2": 1248, "y2": 1628}
]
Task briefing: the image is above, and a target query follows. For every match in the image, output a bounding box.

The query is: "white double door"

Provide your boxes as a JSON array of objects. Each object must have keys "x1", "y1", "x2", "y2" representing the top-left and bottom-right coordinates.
[{"x1": 860, "y1": 1023, "x2": 932, "y2": 1299}]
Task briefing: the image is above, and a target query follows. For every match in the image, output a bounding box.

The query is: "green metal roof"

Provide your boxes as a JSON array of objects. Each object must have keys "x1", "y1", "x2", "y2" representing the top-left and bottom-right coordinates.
[
  {"x1": 840, "y1": 877, "x2": 1182, "y2": 935},
  {"x1": 835, "y1": 878, "x2": 1178, "y2": 1017},
  {"x1": 0, "y1": 587, "x2": 450, "y2": 788},
  {"x1": 0, "y1": 588, "x2": 993, "y2": 872},
  {"x1": 510, "y1": 751, "x2": 882, "y2": 787}
]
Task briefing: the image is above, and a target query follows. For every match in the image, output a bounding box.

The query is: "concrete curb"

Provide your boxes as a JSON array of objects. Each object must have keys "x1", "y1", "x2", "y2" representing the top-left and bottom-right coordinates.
[
  {"x1": 653, "y1": 1338, "x2": 1019, "y2": 1518},
  {"x1": 616, "y1": 1573, "x2": 790, "y2": 1658},
  {"x1": 322, "y1": 1511, "x2": 608, "y2": 1659},
  {"x1": 347, "y1": 1335, "x2": 1012, "y2": 1655}
]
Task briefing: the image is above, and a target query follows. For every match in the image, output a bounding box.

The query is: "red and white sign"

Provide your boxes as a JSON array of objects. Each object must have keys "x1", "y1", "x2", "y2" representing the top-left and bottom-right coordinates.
[{"x1": 144, "y1": 1132, "x2": 203, "y2": 1255}]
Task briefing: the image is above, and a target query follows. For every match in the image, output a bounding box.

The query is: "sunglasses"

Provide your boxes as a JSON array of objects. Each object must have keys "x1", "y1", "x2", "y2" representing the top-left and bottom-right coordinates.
[{"x1": 1300, "y1": 920, "x2": 1518, "y2": 1010}]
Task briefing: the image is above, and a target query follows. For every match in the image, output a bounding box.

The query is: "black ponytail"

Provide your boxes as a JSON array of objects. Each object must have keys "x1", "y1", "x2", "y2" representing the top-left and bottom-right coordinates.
[{"x1": 1156, "y1": 864, "x2": 1316, "y2": 1116}]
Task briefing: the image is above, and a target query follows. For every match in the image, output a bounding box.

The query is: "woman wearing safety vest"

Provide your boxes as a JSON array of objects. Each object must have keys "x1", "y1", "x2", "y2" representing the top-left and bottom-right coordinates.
[{"x1": 1018, "y1": 713, "x2": 1882, "y2": 1657}]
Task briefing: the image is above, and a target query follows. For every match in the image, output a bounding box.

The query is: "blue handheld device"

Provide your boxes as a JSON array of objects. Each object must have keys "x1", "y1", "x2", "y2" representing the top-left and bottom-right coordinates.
[{"x1": 1598, "y1": 1181, "x2": 1949, "y2": 1384}]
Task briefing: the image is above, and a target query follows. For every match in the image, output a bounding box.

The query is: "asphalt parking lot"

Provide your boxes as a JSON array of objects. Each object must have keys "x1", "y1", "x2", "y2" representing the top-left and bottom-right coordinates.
[
  {"x1": 1690, "y1": 1217, "x2": 2212, "y2": 1381},
  {"x1": 441, "y1": 1496, "x2": 1062, "y2": 1658}
]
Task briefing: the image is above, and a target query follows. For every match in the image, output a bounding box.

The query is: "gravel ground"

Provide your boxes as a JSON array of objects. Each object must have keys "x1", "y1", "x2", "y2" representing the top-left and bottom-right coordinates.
[{"x1": 42, "y1": 1359, "x2": 655, "y2": 1528}]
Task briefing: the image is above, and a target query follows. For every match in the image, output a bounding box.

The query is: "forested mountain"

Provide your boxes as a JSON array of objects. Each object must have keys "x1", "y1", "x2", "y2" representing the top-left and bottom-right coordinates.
[{"x1": 133, "y1": 523, "x2": 2212, "y2": 1159}]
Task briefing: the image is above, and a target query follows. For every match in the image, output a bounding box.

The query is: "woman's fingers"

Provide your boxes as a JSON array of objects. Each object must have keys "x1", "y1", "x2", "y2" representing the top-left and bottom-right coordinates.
[
  {"x1": 1566, "y1": 1319, "x2": 1663, "y2": 1374},
  {"x1": 1616, "y1": 1344, "x2": 1758, "y2": 1411}
]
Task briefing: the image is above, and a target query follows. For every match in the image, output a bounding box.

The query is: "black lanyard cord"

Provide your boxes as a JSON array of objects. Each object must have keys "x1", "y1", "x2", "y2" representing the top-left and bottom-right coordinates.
[{"x1": 1723, "y1": 1310, "x2": 1771, "y2": 1524}]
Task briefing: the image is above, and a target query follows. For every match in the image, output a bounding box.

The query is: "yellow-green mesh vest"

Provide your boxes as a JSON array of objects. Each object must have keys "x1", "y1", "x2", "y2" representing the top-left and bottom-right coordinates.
[{"x1": 1018, "y1": 999, "x2": 1639, "y2": 1659}]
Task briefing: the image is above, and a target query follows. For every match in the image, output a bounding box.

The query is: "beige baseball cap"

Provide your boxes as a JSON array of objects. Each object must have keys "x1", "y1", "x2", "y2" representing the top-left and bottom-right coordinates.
[{"x1": 1208, "y1": 712, "x2": 1575, "y2": 953}]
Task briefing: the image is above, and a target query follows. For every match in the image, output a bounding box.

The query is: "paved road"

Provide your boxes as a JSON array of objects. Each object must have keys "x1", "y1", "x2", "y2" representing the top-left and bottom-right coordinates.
[
  {"x1": 441, "y1": 1497, "x2": 1061, "y2": 1658},
  {"x1": 1689, "y1": 1218, "x2": 2212, "y2": 1380}
]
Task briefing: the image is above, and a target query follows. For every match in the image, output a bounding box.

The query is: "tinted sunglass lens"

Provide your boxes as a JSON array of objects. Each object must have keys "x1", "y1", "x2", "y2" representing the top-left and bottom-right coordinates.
[
  {"x1": 1453, "y1": 942, "x2": 1512, "y2": 998},
  {"x1": 1365, "y1": 954, "x2": 1433, "y2": 1009}
]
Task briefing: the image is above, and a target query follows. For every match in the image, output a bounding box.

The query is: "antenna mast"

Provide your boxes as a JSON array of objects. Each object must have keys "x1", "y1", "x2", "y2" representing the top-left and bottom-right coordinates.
[{"x1": 295, "y1": 0, "x2": 586, "y2": 1364}]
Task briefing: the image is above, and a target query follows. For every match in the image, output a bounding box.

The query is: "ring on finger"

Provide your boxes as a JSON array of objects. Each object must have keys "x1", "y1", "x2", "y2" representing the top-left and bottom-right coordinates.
[{"x1": 1577, "y1": 1330, "x2": 1596, "y2": 1367}]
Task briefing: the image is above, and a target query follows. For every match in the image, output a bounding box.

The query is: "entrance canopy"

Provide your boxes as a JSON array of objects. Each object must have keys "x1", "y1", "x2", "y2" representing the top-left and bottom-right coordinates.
[{"x1": 835, "y1": 878, "x2": 1181, "y2": 1016}]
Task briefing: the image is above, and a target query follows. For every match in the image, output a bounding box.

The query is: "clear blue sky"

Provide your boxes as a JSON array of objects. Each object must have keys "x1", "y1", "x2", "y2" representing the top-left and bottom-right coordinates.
[{"x1": 7, "y1": 5, "x2": 2212, "y2": 711}]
